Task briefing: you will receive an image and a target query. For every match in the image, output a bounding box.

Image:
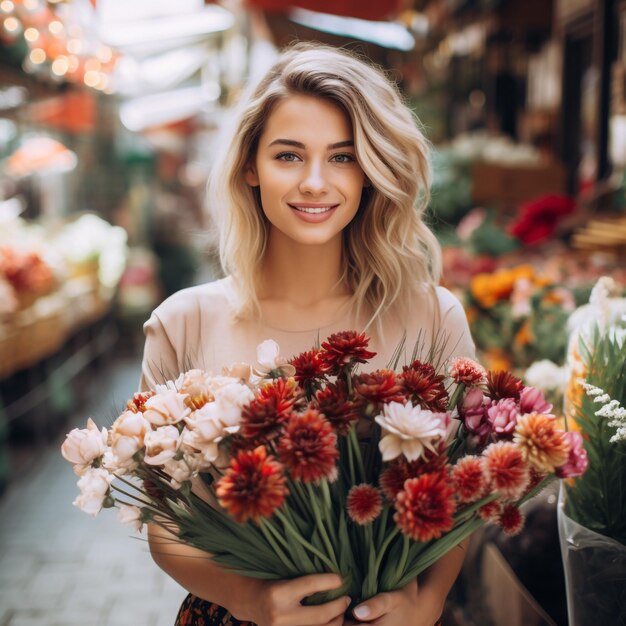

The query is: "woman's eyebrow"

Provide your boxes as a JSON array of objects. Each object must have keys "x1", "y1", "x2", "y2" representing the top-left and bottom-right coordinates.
[{"x1": 267, "y1": 139, "x2": 354, "y2": 149}]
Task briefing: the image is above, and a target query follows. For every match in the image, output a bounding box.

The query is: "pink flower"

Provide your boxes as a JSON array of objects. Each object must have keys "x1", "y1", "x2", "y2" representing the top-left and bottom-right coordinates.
[
  {"x1": 73, "y1": 467, "x2": 114, "y2": 517},
  {"x1": 460, "y1": 388, "x2": 491, "y2": 440},
  {"x1": 143, "y1": 426, "x2": 180, "y2": 466},
  {"x1": 487, "y1": 398, "x2": 520, "y2": 435},
  {"x1": 110, "y1": 410, "x2": 152, "y2": 464},
  {"x1": 519, "y1": 387, "x2": 553, "y2": 415},
  {"x1": 556, "y1": 431, "x2": 588, "y2": 478},
  {"x1": 448, "y1": 357, "x2": 487, "y2": 386}
]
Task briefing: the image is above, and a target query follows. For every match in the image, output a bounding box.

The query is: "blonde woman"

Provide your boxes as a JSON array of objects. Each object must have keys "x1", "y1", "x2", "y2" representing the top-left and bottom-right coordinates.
[{"x1": 141, "y1": 43, "x2": 475, "y2": 626}]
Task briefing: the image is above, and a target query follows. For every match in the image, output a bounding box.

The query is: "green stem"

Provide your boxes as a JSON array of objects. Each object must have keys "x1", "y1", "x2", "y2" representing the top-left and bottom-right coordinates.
[
  {"x1": 275, "y1": 510, "x2": 337, "y2": 572},
  {"x1": 259, "y1": 519, "x2": 298, "y2": 573},
  {"x1": 376, "y1": 506, "x2": 390, "y2": 549},
  {"x1": 448, "y1": 382, "x2": 466, "y2": 411},
  {"x1": 306, "y1": 483, "x2": 338, "y2": 569},
  {"x1": 349, "y1": 427, "x2": 365, "y2": 482},
  {"x1": 373, "y1": 526, "x2": 400, "y2": 573}
]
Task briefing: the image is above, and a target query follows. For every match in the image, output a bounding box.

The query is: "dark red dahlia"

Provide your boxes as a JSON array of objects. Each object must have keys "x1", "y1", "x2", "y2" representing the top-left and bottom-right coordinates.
[
  {"x1": 478, "y1": 499, "x2": 502, "y2": 522},
  {"x1": 394, "y1": 471, "x2": 456, "y2": 542},
  {"x1": 290, "y1": 348, "x2": 330, "y2": 388},
  {"x1": 486, "y1": 370, "x2": 524, "y2": 401},
  {"x1": 498, "y1": 503, "x2": 525, "y2": 535},
  {"x1": 320, "y1": 330, "x2": 376, "y2": 374},
  {"x1": 240, "y1": 378, "x2": 303, "y2": 445},
  {"x1": 354, "y1": 369, "x2": 405, "y2": 411},
  {"x1": 398, "y1": 360, "x2": 448, "y2": 412},
  {"x1": 216, "y1": 446, "x2": 288, "y2": 524},
  {"x1": 277, "y1": 409, "x2": 339, "y2": 483},
  {"x1": 379, "y1": 445, "x2": 448, "y2": 501},
  {"x1": 314, "y1": 380, "x2": 359, "y2": 436},
  {"x1": 127, "y1": 391, "x2": 156, "y2": 413},
  {"x1": 347, "y1": 484, "x2": 383, "y2": 525}
]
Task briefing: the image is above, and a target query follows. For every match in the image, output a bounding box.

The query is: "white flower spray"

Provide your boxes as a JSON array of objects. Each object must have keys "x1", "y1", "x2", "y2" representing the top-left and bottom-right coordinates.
[{"x1": 579, "y1": 380, "x2": 626, "y2": 444}]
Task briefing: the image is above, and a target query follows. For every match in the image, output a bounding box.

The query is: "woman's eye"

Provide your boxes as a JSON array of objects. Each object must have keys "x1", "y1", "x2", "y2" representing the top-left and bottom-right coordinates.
[
  {"x1": 331, "y1": 153, "x2": 355, "y2": 163},
  {"x1": 276, "y1": 152, "x2": 299, "y2": 162}
]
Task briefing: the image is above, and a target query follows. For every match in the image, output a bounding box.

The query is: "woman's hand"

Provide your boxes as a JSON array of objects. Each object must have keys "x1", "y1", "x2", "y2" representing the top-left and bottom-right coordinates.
[
  {"x1": 344, "y1": 579, "x2": 443, "y2": 626},
  {"x1": 233, "y1": 573, "x2": 351, "y2": 626}
]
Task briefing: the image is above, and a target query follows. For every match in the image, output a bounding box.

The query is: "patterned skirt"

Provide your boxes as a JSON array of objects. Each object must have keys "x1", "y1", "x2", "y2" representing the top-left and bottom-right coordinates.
[
  {"x1": 174, "y1": 595, "x2": 254, "y2": 626},
  {"x1": 174, "y1": 593, "x2": 443, "y2": 625}
]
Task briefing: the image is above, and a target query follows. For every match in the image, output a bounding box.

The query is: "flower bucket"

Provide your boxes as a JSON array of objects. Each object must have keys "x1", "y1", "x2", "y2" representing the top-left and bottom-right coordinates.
[{"x1": 558, "y1": 486, "x2": 626, "y2": 624}]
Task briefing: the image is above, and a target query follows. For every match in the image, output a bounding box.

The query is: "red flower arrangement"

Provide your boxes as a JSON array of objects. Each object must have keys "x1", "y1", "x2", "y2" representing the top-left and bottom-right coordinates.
[{"x1": 509, "y1": 194, "x2": 576, "y2": 246}]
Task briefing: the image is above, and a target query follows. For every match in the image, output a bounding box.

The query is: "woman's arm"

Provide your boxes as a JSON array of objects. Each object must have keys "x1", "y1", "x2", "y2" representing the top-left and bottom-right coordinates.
[{"x1": 148, "y1": 523, "x2": 350, "y2": 626}]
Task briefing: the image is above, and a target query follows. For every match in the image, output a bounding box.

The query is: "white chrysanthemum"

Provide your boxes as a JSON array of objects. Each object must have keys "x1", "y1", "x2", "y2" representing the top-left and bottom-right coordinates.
[
  {"x1": 580, "y1": 380, "x2": 626, "y2": 444},
  {"x1": 524, "y1": 360, "x2": 569, "y2": 392},
  {"x1": 375, "y1": 401, "x2": 449, "y2": 462}
]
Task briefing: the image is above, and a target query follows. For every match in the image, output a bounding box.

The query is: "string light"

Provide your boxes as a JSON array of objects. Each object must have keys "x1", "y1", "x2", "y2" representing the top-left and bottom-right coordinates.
[
  {"x1": 29, "y1": 48, "x2": 46, "y2": 64},
  {"x1": 24, "y1": 26, "x2": 39, "y2": 42},
  {"x1": 83, "y1": 70, "x2": 99, "y2": 87},
  {"x1": 3, "y1": 16, "x2": 19, "y2": 32},
  {"x1": 67, "y1": 55, "x2": 79, "y2": 72},
  {"x1": 51, "y1": 56, "x2": 69, "y2": 76},
  {"x1": 48, "y1": 20, "x2": 63, "y2": 35},
  {"x1": 0, "y1": 1, "x2": 14, "y2": 13},
  {"x1": 23, "y1": 0, "x2": 40, "y2": 11}
]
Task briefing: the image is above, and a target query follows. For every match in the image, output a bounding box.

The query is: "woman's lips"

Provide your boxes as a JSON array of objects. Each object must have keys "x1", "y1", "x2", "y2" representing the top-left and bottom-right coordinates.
[{"x1": 288, "y1": 203, "x2": 339, "y2": 223}]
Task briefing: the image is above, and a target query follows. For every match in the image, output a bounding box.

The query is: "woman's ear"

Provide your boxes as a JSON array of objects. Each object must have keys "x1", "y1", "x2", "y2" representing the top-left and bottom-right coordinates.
[{"x1": 244, "y1": 163, "x2": 260, "y2": 187}]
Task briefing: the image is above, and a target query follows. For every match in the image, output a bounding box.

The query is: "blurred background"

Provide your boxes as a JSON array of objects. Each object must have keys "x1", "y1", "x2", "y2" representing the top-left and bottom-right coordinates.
[{"x1": 1, "y1": 1, "x2": 625, "y2": 625}]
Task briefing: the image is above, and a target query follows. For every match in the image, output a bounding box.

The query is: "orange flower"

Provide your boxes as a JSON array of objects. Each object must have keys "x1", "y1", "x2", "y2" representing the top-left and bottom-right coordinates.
[
  {"x1": 514, "y1": 319, "x2": 533, "y2": 347},
  {"x1": 354, "y1": 369, "x2": 405, "y2": 410},
  {"x1": 513, "y1": 413, "x2": 570, "y2": 472},
  {"x1": 216, "y1": 446, "x2": 288, "y2": 524},
  {"x1": 482, "y1": 349, "x2": 513, "y2": 373}
]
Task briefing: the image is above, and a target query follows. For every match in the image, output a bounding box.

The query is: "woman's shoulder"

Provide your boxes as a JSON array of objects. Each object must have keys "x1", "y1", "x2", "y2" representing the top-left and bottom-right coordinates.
[
  {"x1": 150, "y1": 276, "x2": 235, "y2": 327},
  {"x1": 434, "y1": 285, "x2": 465, "y2": 317}
]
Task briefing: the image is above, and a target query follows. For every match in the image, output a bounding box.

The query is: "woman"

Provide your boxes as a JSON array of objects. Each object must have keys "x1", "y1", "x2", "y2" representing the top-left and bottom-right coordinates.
[{"x1": 140, "y1": 42, "x2": 475, "y2": 626}]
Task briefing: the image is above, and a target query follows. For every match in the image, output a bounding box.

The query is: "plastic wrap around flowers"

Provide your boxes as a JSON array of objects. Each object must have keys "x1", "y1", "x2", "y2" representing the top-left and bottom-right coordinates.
[{"x1": 62, "y1": 331, "x2": 588, "y2": 605}]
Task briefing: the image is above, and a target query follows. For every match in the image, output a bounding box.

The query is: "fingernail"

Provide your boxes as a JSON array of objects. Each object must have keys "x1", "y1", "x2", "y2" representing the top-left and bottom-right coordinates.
[{"x1": 354, "y1": 605, "x2": 370, "y2": 619}]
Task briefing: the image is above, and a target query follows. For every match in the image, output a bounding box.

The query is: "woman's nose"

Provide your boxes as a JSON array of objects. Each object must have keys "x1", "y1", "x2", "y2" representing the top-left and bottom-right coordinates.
[{"x1": 299, "y1": 162, "x2": 328, "y2": 195}]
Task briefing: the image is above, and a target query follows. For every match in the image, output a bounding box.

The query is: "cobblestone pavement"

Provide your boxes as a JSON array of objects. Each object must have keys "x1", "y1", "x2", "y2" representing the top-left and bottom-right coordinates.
[{"x1": 0, "y1": 357, "x2": 187, "y2": 626}]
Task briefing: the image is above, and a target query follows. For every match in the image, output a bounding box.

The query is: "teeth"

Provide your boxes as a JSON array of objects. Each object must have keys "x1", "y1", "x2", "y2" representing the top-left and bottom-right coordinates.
[{"x1": 293, "y1": 206, "x2": 335, "y2": 214}]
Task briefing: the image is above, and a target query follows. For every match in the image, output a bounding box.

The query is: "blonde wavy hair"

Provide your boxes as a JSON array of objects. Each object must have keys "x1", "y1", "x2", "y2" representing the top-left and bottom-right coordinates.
[{"x1": 208, "y1": 42, "x2": 441, "y2": 333}]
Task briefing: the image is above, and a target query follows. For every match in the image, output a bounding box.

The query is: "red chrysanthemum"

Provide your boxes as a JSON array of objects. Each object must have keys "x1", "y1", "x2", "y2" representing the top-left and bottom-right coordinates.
[
  {"x1": 398, "y1": 360, "x2": 449, "y2": 412},
  {"x1": 448, "y1": 357, "x2": 487, "y2": 386},
  {"x1": 482, "y1": 441, "x2": 530, "y2": 500},
  {"x1": 451, "y1": 456, "x2": 487, "y2": 503},
  {"x1": 486, "y1": 371, "x2": 524, "y2": 401},
  {"x1": 354, "y1": 369, "x2": 405, "y2": 411},
  {"x1": 127, "y1": 391, "x2": 156, "y2": 413},
  {"x1": 478, "y1": 499, "x2": 502, "y2": 522},
  {"x1": 216, "y1": 446, "x2": 288, "y2": 524},
  {"x1": 379, "y1": 445, "x2": 448, "y2": 501},
  {"x1": 347, "y1": 484, "x2": 383, "y2": 525},
  {"x1": 314, "y1": 381, "x2": 359, "y2": 436},
  {"x1": 240, "y1": 378, "x2": 303, "y2": 445},
  {"x1": 320, "y1": 330, "x2": 376, "y2": 374},
  {"x1": 290, "y1": 348, "x2": 330, "y2": 388},
  {"x1": 498, "y1": 503, "x2": 525, "y2": 536},
  {"x1": 394, "y1": 471, "x2": 456, "y2": 542},
  {"x1": 277, "y1": 409, "x2": 338, "y2": 483}
]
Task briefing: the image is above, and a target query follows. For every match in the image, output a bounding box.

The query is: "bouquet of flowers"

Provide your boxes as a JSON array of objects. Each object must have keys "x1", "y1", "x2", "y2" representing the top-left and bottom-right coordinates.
[{"x1": 63, "y1": 331, "x2": 587, "y2": 606}]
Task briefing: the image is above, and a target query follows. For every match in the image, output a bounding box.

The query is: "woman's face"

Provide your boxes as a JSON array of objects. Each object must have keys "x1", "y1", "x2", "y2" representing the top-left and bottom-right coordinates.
[{"x1": 245, "y1": 94, "x2": 367, "y2": 248}]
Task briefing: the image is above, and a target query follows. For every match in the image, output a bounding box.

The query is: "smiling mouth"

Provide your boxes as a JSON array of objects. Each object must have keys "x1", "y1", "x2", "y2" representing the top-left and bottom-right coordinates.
[{"x1": 289, "y1": 204, "x2": 339, "y2": 214}]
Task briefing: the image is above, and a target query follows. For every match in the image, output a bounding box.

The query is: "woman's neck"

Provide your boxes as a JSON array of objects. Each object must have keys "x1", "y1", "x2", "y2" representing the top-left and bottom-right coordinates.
[{"x1": 258, "y1": 233, "x2": 349, "y2": 306}]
